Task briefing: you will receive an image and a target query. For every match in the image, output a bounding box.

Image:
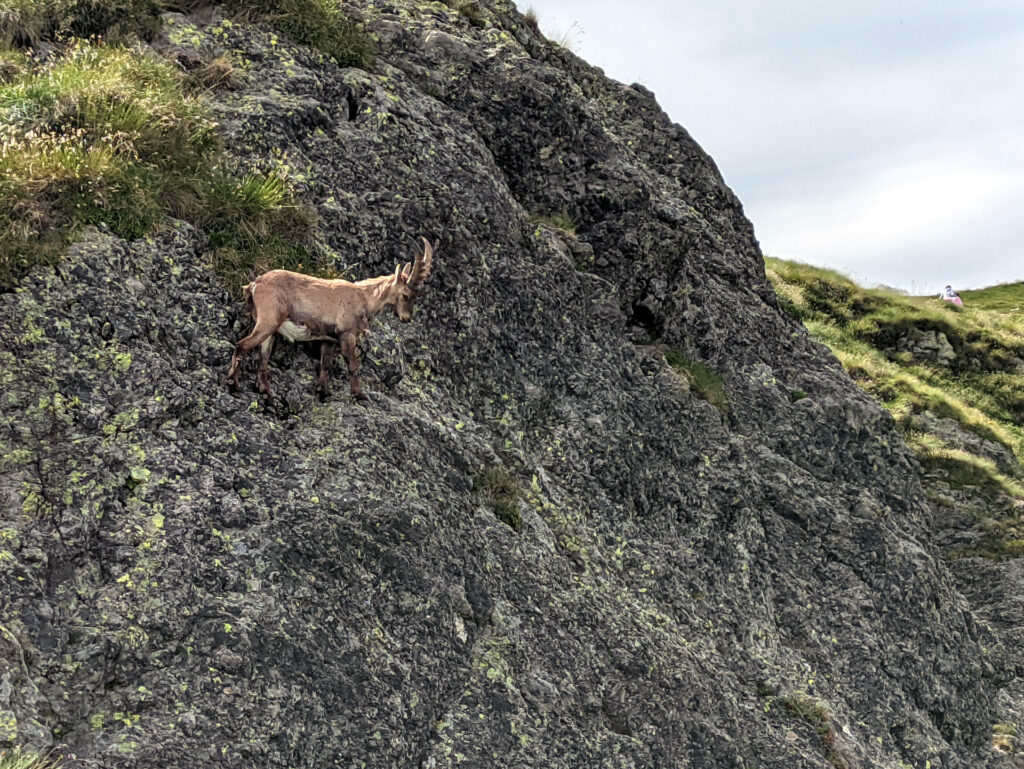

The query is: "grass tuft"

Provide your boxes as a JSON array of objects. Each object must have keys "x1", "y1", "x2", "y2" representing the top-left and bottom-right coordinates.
[
  {"x1": 523, "y1": 5, "x2": 540, "y2": 34},
  {"x1": 217, "y1": 0, "x2": 375, "y2": 68},
  {"x1": 962, "y1": 282, "x2": 1024, "y2": 314},
  {"x1": 200, "y1": 171, "x2": 319, "y2": 296},
  {"x1": 664, "y1": 347, "x2": 729, "y2": 416},
  {"x1": 475, "y1": 466, "x2": 521, "y2": 531},
  {"x1": 1, "y1": 0, "x2": 374, "y2": 70},
  {"x1": 443, "y1": 0, "x2": 486, "y2": 29},
  {"x1": 0, "y1": 0, "x2": 164, "y2": 47},
  {"x1": 0, "y1": 43, "x2": 216, "y2": 288},
  {"x1": 0, "y1": 747, "x2": 63, "y2": 769},
  {"x1": 532, "y1": 210, "x2": 577, "y2": 235},
  {"x1": 185, "y1": 52, "x2": 243, "y2": 92},
  {"x1": 548, "y1": 21, "x2": 582, "y2": 52}
]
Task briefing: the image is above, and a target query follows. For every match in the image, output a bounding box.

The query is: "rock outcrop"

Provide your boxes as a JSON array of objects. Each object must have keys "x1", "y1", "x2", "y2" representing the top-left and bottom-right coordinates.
[{"x1": 0, "y1": 2, "x2": 1012, "y2": 767}]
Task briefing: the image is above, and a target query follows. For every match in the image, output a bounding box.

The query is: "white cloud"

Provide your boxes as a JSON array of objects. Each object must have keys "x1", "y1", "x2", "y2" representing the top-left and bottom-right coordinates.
[
  {"x1": 752, "y1": 156, "x2": 1023, "y2": 291},
  {"x1": 526, "y1": 0, "x2": 1024, "y2": 291}
]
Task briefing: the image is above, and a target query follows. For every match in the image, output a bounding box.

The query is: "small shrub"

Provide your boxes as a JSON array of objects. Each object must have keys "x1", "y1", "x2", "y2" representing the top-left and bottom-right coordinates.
[
  {"x1": 523, "y1": 5, "x2": 540, "y2": 34},
  {"x1": 664, "y1": 347, "x2": 729, "y2": 416},
  {"x1": 211, "y1": 0, "x2": 375, "y2": 67},
  {"x1": 532, "y1": 210, "x2": 577, "y2": 235},
  {"x1": 778, "y1": 696, "x2": 847, "y2": 768},
  {"x1": 0, "y1": 0, "x2": 163, "y2": 47},
  {"x1": 475, "y1": 465, "x2": 521, "y2": 531},
  {"x1": 780, "y1": 695, "x2": 829, "y2": 730},
  {"x1": 444, "y1": 0, "x2": 486, "y2": 29},
  {"x1": 789, "y1": 388, "x2": 807, "y2": 402}
]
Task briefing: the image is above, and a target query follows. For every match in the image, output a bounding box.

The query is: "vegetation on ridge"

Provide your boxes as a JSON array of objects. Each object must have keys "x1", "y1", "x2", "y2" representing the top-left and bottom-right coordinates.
[
  {"x1": 0, "y1": 0, "x2": 372, "y2": 289},
  {"x1": 0, "y1": 42, "x2": 317, "y2": 292},
  {"x1": 767, "y1": 258, "x2": 1024, "y2": 557},
  {"x1": 0, "y1": 0, "x2": 373, "y2": 68}
]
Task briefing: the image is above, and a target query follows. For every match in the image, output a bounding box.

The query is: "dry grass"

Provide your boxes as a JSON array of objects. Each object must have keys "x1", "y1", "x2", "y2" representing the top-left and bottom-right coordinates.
[
  {"x1": 523, "y1": 5, "x2": 540, "y2": 33},
  {"x1": 0, "y1": 747, "x2": 63, "y2": 769}
]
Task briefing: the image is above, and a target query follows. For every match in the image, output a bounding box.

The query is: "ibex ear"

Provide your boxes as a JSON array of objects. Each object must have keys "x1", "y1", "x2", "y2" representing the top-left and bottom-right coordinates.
[
  {"x1": 401, "y1": 262, "x2": 412, "y2": 281},
  {"x1": 393, "y1": 264, "x2": 402, "y2": 283}
]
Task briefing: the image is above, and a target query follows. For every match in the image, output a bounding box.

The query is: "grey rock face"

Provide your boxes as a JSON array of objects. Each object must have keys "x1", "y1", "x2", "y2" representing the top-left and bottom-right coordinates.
[
  {"x1": 0, "y1": 3, "x2": 1012, "y2": 768},
  {"x1": 898, "y1": 328, "x2": 958, "y2": 367}
]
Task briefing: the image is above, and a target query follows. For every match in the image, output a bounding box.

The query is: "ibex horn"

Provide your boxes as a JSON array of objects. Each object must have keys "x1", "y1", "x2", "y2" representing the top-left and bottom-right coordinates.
[{"x1": 408, "y1": 237, "x2": 434, "y2": 289}]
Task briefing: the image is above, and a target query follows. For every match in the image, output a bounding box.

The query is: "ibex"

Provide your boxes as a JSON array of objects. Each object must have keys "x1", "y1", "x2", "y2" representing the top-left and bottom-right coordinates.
[{"x1": 227, "y1": 237, "x2": 434, "y2": 400}]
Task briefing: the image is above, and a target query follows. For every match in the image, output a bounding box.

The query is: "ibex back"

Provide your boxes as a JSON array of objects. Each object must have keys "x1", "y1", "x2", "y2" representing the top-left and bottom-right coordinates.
[{"x1": 227, "y1": 237, "x2": 434, "y2": 400}]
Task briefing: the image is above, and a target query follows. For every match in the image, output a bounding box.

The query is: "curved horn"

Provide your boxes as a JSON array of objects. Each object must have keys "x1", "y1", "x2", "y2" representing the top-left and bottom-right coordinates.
[{"x1": 407, "y1": 237, "x2": 434, "y2": 290}]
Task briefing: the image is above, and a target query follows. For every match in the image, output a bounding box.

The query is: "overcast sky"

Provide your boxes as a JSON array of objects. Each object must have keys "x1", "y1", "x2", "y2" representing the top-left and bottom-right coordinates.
[{"x1": 525, "y1": 0, "x2": 1024, "y2": 294}]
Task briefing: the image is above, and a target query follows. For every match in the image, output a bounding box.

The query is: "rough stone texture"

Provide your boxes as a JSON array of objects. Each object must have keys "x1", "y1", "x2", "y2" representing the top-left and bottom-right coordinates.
[
  {"x1": 897, "y1": 328, "x2": 958, "y2": 367},
  {"x1": 0, "y1": 2, "x2": 1015, "y2": 767}
]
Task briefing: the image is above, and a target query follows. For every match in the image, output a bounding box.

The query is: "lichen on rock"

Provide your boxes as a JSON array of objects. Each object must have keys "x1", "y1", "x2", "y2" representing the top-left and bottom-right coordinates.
[{"x1": 0, "y1": 2, "x2": 1014, "y2": 768}]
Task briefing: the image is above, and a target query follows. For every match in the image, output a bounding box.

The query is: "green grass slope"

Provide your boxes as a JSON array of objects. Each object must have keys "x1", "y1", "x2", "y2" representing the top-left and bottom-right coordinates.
[
  {"x1": 0, "y1": 0, "x2": 372, "y2": 293},
  {"x1": 766, "y1": 258, "x2": 1024, "y2": 556},
  {"x1": 962, "y1": 281, "x2": 1024, "y2": 314}
]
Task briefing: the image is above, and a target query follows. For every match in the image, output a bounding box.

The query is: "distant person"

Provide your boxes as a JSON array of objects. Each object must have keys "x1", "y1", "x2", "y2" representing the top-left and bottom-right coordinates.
[{"x1": 940, "y1": 285, "x2": 964, "y2": 308}]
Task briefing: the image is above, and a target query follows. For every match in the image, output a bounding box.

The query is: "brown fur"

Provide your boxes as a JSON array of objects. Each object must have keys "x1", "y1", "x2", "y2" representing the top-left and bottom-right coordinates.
[{"x1": 227, "y1": 238, "x2": 433, "y2": 400}]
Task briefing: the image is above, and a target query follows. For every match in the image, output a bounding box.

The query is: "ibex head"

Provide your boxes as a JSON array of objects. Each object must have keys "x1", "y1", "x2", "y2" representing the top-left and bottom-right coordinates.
[{"x1": 392, "y1": 237, "x2": 434, "y2": 323}]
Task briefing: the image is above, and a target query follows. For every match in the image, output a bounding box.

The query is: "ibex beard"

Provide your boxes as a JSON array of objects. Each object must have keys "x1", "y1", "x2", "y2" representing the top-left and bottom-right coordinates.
[{"x1": 226, "y1": 237, "x2": 434, "y2": 401}]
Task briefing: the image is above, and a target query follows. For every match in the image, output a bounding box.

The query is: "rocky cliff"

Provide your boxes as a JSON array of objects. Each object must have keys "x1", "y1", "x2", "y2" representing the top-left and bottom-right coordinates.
[{"x1": 0, "y1": 2, "x2": 1014, "y2": 767}]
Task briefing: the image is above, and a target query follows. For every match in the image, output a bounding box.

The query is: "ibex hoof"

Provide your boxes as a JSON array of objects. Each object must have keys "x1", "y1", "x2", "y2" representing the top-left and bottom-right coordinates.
[
  {"x1": 353, "y1": 391, "x2": 369, "y2": 404},
  {"x1": 316, "y1": 388, "x2": 331, "y2": 402}
]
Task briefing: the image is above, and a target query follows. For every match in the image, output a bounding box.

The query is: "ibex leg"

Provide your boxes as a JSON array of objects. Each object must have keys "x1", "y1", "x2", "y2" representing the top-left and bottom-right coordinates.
[
  {"x1": 340, "y1": 332, "x2": 366, "y2": 400},
  {"x1": 316, "y1": 341, "x2": 337, "y2": 400},
  {"x1": 227, "y1": 319, "x2": 278, "y2": 388},
  {"x1": 257, "y1": 335, "x2": 275, "y2": 395}
]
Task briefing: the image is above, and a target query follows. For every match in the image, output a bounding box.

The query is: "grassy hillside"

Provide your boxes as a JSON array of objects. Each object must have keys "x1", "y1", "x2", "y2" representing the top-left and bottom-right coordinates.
[
  {"x1": 766, "y1": 259, "x2": 1024, "y2": 556},
  {"x1": 962, "y1": 281, "x2": 1024, "y2": 314},
  {"x1": 0, "y1": 0, "x2": 372, "y2": 293}
]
